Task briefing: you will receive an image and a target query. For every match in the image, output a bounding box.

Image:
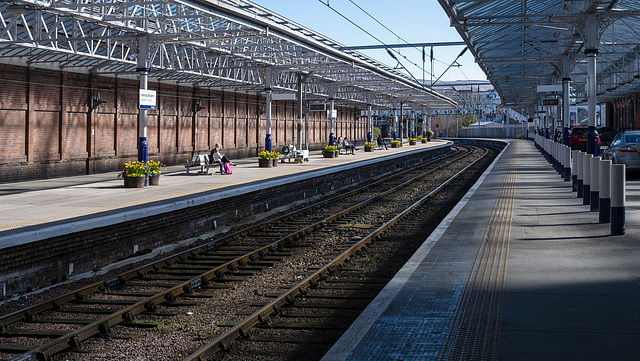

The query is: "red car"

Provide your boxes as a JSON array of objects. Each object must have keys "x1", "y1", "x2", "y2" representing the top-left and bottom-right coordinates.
[{"x1": 570, "y1": 126, "x2": 600, "y2": 151}]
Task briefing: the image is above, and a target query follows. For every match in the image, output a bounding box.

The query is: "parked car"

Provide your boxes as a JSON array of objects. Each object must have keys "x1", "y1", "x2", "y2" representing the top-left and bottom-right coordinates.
[
  {"x1": 602, "y1": 130, "x2": 640, "y2": 171},
  {"x1": 570, "y1": 126, "x2": 600, "y2": 151},
  {"x1": 597, "y1": 126, "x2": 618, "y2": 146}
]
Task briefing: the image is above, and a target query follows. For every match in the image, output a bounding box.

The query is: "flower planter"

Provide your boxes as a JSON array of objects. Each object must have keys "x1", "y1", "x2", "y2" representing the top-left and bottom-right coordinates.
[
  {"x1": 123, "y1": 176, "x2": 145, "y2": 188},
  {"x1": 421, "y1": 139, "x2": 427, "y2": 143},
  {"x1": 259, "y1": 158, "x2": 273, "y2": 168},
  {"x1": 391, "y1": 143, "x2": 400, "y2": 148},
  {"x1": 272, "y1": 159, "x2": 278, "y2": 167},
  {"x1": 409, "y1": 141, "x2": 416, "y2": 145},
  {"x1": 149, "y1": 174, "x2": 160, "y2": 186},
  {"x1": 323, "y1": 151, "x2": 336, "y2": 158},
  {"x1": 364, "y1": 146, "x2": 373, "y2": 152}
]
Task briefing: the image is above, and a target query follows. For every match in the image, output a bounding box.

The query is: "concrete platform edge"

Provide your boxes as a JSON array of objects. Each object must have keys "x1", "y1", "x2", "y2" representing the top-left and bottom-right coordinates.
[
  {"x1": 320, "y1": 141, "x2": 510, "y2": 361},
  {"x1": 0, "y1": 143, "x2": 452, "y2": 249}
]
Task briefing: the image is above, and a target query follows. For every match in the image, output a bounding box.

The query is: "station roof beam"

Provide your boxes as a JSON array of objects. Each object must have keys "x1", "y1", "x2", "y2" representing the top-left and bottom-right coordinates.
[
  {"x1": 0, "y1": 0, "x2": 457, "y2": 111},
  {"x1": 438, "y1": 0, "x2": 640, "y2": 109}
]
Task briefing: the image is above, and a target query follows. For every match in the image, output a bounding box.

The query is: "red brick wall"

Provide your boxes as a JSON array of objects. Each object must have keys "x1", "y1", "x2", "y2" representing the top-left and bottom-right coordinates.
[
  {"x1": 609, "y1": 94, "x2": 640, "y2": 131},
  {"x1": 0, "y1": 64, "x2": 366, "y2": 183}
]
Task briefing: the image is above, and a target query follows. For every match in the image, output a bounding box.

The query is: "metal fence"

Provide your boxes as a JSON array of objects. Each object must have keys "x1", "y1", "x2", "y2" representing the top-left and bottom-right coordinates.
[{"x1": 457, "y1": 124, "x2": 532, "y2": 139}]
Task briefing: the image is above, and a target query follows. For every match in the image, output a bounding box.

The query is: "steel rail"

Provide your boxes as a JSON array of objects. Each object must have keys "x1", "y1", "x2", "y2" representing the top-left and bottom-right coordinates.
[
  {"x1": 183, "y1": 146, "x2": 489, "y2": 361},
  {"x1": 3, "y1": 147, "x2": 466, "y2": 361},
  {"x1": 0, "y1": 147, "x2": 460, "y2": 326}
]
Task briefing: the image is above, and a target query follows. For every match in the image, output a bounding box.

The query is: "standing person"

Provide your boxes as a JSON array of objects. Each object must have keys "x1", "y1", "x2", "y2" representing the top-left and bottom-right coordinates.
[{"x1": 210, "y1": 147, "x2": 235, "y2": 175}]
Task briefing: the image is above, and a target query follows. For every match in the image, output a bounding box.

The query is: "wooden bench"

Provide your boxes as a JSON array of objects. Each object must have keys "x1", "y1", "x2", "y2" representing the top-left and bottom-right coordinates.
[
  {"x1": 339, "y1": 141, "x2": 358, "y2": 155},
  {"x1": 338, "y1": 143, "x2": 348, "y2": 155},
  {"x1": 377, "y1": 138, "x2": 389, "y2": 150},
  {"x1": 182, "y1": 154, "x2": 212, "y2": 174}
]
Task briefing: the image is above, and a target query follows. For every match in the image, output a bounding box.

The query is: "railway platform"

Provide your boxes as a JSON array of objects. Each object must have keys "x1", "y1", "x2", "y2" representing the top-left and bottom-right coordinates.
[
  {"x1": 0, "y1": 140, "x2": 453, "y2": 298},
  {"x1": 0, "y1": 140, "x2": 449, "y2": 242},
  {"x1": 322, "y1": 140, "x2": 640, "y2": 361}
]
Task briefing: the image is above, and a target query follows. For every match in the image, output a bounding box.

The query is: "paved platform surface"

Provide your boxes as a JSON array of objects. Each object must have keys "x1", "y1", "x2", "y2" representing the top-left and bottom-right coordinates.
[
  {"x1": 322, "y1": 140, "x2": 640, "y2": 361},
  {"x1": 0, "y1": 140, "x2": 450, "y2": 249},
  {"x1": 2, "y1": 139, "x2": 639, "y2": 360}
]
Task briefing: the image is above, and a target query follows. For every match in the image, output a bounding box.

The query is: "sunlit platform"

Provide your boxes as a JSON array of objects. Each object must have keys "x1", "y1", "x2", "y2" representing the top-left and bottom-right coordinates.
[{"x1": 323, "y1": 139, "x2": 640, "y2": 361}]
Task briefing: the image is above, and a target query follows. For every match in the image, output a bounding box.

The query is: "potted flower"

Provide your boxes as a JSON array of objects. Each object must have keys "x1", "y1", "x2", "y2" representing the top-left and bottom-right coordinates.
[
  {"x1": 409, "y1": 138, "x2": 417, "y2": 145},
  {"x1": 426, "y1": 129, "x2": 434, "y2": 141},
  {"x1": 118, "y1": 160, "x2": 149, "y2": 188},
  {"x1": 323, "y1": 144, "x2": 338, "y2": 158},
  {"x1": 258, "y1": 150, "x2": 274, "y2": 168},
  {"x1": 364, "y1": 141, "x2": 375, "y2": 152},
  {"x1": 270, "y1": 151, "x2": 280, "y2": 167},
  {"x1": 147, "y1": 160, "x2": 164, "y2": 186},
  {"x1": 390, "y1": 140, "x2": 401, "y2": 148}
]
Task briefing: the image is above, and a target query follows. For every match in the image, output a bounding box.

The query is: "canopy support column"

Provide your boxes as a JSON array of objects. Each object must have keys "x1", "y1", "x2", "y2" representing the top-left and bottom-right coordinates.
[
  {"x1": 421, "y1": 107, "x2": 427, "y2": 138},
  {"x1": 367, "y1": 93, "x2": 373, "y2": 143},
  {"x1": 329, "y1": 84, "x2": 336, "y2": 146},
  {"x1": 265, "y1": 67, "x2": 273, "y2": 152},
  {"x1": 585, "y1": 15, "x2": 599, "y2": 156},
  {"x1": 137, "y1": 37, "x2": 149, "y2": 165}
]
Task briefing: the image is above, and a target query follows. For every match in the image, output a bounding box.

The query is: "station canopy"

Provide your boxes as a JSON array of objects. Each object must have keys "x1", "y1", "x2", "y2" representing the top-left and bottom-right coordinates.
[
  {"x1": 439, "y1": 0, "x2": 640, "y2": 109},
  {"x1": 0, "y1": 0, "x2": 456, "y2": 111}
]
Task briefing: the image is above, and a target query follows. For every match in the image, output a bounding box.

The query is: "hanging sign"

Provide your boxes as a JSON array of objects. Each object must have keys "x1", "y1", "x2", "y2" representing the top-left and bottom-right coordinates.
[
  {"x1": 272, "y1": 93, "x2": 297, "y2": 100},
  {"x1": 537, "y1": 84, "x2": 562, "y2": 93},
  {"x1": 139, "y1": 89, "x2": 157, "y2": 109},
  {"x1": 309, "y1": 103, "x2": 326, "y2": 111}
]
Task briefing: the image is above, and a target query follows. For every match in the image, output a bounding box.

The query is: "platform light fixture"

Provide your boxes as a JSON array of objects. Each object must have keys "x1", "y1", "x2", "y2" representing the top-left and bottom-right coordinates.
[
  {"x1": 194, "y1": 99, "x2": 204, "y2": 113},
  {"x1": 91, "y1": 90, "x2": 107, "y2": 110}
]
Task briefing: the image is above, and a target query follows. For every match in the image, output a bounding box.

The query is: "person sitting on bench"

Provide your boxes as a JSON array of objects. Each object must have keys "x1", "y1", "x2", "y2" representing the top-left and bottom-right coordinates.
[
  {"x1": 210, "y1": 147, "x2": 235, "y2": 175},
  {"x1": 377, "y1": 135, "x2": 388, "y2": 150},
  {"x1": 344, "y1": 138, "x2": 357, "y2": 154}
]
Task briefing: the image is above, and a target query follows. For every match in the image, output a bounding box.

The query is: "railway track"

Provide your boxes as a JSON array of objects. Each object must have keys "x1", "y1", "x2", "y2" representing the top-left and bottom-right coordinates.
[
  {"x1": 0, "y1": 144, "x2": 500, "y2": 361},
  {"x1": 186, "y1": 145, "x2": 498, "y2": 361}
]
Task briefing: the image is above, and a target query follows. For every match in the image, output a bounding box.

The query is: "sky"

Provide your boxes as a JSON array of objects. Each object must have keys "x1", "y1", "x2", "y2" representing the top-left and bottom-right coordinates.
[{"x1": 249, "y1": 0, "x2": 487, "y2": 84}]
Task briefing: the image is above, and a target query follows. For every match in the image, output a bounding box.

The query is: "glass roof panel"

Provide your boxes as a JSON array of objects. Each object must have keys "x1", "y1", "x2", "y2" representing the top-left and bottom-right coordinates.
[{"x1": 439, "y1": 0, "x2": 640, "y2": 108}]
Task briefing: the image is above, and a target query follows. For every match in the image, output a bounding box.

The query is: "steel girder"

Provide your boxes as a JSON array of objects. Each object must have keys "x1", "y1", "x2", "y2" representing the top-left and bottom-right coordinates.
[
  {"x1": 439, "y1": 0, "x2": 640, "y2": 110},
  {"x1": 0, "y1": 0, "x2": 456, "y2": 110}
]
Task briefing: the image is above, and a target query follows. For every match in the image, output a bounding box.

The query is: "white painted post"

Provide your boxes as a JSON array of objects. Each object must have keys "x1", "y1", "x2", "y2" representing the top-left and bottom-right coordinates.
[
  {"x1": 610, "y1": 164, "x2": 626, "y2": 235},
  {"x1": 564, "y1": 146, "x2": 571, "y2": 181},
  {"x1": 576, "y1": 152, "x2": 584, "y2": 198},
  {"x1": 572, "y1": 150, "x2": 579, "y2": 190},
  {"x1": 582, "y1": 153, "x2": 591, "y2": 205},
  {"x1": 599, "y1": 159, "x2": 611, "y2": 223},
  {"x1": 589, "y1": 156, "x2": 600, "y2": 211}
]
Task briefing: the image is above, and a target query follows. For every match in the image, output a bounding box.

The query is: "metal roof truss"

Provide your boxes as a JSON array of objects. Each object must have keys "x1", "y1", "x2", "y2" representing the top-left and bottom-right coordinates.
[
  {"x1": 439, "y1": 0, "x2": 640, "y2": 110},
  {"x1": 0, "y1": 0, "x2": 456, "y2": 110}
]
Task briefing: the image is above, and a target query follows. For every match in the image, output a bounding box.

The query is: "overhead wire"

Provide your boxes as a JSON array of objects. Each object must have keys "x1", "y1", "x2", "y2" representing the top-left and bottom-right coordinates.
[
  {"x1": 346, "y1": 0, "x2": 448, "y2": 67},
  {"x1": 317, "y1": 0, "x2": 439, "y2": 81},
  {"x1": 353, "y1": 0, "x2": 454, "y2": 68}
]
